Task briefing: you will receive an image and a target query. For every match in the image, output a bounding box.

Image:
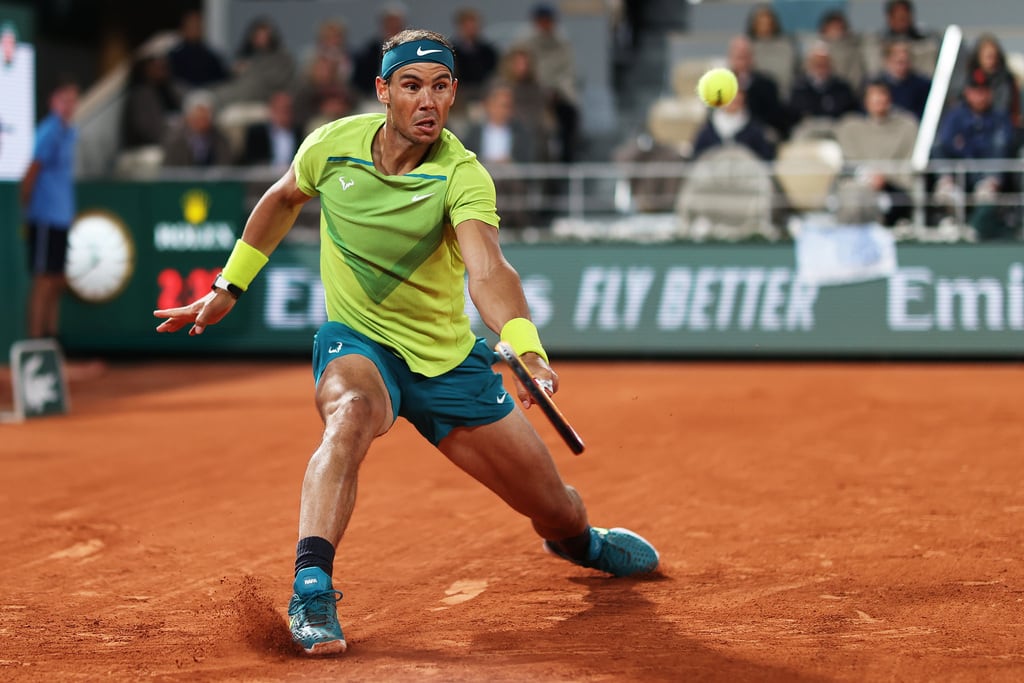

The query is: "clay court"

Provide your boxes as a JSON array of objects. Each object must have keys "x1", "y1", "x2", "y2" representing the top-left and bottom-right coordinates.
[{"x1": 1, "y1": 359, "x2": 1022, "y2": 681}]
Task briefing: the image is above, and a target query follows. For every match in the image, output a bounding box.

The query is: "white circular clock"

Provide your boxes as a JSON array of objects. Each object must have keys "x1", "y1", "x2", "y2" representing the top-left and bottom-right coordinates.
[{"x1": 65, "y1": 211, "x2": 136, "y2": 303}]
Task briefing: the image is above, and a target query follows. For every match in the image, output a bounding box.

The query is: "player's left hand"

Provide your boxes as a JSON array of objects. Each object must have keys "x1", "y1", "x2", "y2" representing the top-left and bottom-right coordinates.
[
  {"x1": 520, "y1": 352, "x2": 558, "y2": 409},
  {"x1": 153, "y1": 290, "x2": 236, "y2": 336}
]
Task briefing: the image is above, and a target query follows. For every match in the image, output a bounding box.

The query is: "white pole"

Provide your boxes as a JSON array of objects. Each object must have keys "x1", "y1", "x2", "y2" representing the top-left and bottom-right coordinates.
[{"x1": 912, "y1": 24, "x2": 963, "y2": 172}]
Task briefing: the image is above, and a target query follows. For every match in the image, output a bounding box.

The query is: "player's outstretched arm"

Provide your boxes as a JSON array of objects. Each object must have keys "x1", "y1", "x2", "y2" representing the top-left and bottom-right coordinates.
[
  {"x1": 153, "y1": 164, "x2": 314, "y2": 335},
  {"x1": 455, "y1": 219, "x2": 557, "y2": 408}
]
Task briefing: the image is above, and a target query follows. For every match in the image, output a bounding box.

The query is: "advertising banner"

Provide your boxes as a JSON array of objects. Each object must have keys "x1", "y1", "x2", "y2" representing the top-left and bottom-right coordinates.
[
  {"x1": 0, "y1": 3, "x2": 34, "y2": 181},
  {"x1": 50, "y1": 180, "x2": 1024, "y2": 359}
]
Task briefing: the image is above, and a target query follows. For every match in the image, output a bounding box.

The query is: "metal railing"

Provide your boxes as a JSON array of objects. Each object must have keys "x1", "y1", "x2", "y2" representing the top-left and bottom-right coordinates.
[{"x1": 132, "y1": 156, "x2": 1024, "y2": 243}]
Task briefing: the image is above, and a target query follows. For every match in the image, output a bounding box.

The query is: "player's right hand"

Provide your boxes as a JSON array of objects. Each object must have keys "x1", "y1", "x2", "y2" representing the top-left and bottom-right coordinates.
[
  {"x1": 153, "y1": 290, "x2": 236, "y2": 336},
  {"x1": 520, "y1": 352, "x2": 558, "y2": 409}
]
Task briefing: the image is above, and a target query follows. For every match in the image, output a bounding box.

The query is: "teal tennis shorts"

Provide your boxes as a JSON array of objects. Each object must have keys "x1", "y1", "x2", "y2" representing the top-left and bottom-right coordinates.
[{"x1": 312, "y1": 321, "x2": 514, "y2": 445}]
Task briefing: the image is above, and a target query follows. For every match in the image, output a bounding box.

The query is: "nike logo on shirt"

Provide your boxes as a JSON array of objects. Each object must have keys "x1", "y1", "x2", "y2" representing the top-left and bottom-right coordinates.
[
  {"x1": 417, "y1": 47, "x2": 443, "y2": 56},
  {"x1": 411, "y1": 193, "x2": 435, "y2": 202}
]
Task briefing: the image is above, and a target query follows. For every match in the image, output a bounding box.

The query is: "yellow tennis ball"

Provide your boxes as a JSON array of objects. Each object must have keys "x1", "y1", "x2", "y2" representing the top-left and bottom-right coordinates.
[{"x1": 696, "y1": 68, "x2": 739, "y2": 108}]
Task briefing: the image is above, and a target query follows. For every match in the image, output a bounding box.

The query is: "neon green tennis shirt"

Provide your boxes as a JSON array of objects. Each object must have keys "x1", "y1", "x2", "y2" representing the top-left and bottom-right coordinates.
[{"x1": 293, "y1": 113, "x2": 500, "y2": 377}]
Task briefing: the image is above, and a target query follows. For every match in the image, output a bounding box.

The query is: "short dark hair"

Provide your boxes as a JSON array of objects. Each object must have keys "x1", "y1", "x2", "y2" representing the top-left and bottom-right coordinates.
[
  {"x1": 532, "y1": 3, "x2": 557, "y2": 21},
  {"x1": 885, "y1": 0, "x2": 913, "y2": 15},
  {"x1": 864, "y1": 77, "x2": 891, "y2": 93},
  {"x1": 51, "y1": 73, "x2": 79, "y2": 93},
  {"x1": 818, "y1": 9, "x2": 848, "y2": 33},
  {"x1": 381, "y1": 28, "x2": 454, "y2": 56}
]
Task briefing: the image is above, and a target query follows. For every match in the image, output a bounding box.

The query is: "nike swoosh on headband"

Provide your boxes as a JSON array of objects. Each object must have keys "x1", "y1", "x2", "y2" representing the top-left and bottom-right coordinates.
[{"x1": 416, "y1": 46, "x2": 443, "y2": 56}]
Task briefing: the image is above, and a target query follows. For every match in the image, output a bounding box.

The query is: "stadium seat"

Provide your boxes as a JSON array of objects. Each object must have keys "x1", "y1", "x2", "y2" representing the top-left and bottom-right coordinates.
[
  {"x1": 775, "y1": 138, "x2": 844, "y2": 212},
  {"x1": 790, "y1": 116, "x2": 839, "y2": 141},
  {"x1": 752, "y1": 38, "x2": 798, "y2": 100},
  {"x1": 113, "y1": 145, "x2": 164, "y2": 178},
  {"x1": 910, "y1": 39, "x2": 939, "y2": 77},
  {"x1": 216, "y1": 101, "x2": 270, "y2": 161},
  {"x1": 647, "y1": 96, "x2": 708, "y2": 157},
  {"x1": 676, "y1": 144, "x2": 777, "y2": 241}
]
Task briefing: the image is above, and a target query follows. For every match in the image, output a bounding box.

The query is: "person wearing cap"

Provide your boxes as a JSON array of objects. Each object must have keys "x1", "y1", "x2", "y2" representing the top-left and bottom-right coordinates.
[
  {"x1": 152, "y1": 28, "x2": 660, "y2": 656},
  {"x1": 934, "y1": 67, "x2": 1015, "y2": 238}
]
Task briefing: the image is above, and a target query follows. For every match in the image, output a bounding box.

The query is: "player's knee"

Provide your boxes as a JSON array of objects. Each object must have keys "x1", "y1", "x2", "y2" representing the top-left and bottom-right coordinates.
[{"x1": 321, "y1": 389, "x2": 386, "y2": 440}]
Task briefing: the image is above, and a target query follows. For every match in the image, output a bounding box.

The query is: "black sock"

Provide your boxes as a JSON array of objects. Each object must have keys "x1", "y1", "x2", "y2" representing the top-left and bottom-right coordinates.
[
  {"x1": 550, "y1": 527, "x2": 592, "y2": 562},
  {"x1": 295, "y1": 536, "x2": 335, "y2": 577}
]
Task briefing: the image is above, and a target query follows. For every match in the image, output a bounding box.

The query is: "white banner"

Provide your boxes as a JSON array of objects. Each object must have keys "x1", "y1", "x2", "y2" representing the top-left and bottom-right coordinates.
[
  {"x1": 795, "y1": 222, "x2": 898, "y2": 287},
  {"x1": 0, "y1": 19, "x2": 34, "y2": 180}
]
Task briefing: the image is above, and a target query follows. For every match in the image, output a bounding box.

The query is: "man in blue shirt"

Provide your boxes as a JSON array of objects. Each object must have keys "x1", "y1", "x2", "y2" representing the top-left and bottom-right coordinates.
[
  {"x1": 20, "y1": 79, "x2": 78, "y2": 338},
  {"x1": 934, "y1": 68, "x2": 1015, "y2": 239}
]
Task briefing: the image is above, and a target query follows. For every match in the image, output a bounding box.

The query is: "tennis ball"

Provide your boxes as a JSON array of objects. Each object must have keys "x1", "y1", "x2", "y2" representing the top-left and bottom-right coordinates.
[{"x1": 696, "y1": 68, "x2": 739, "y2": 108}]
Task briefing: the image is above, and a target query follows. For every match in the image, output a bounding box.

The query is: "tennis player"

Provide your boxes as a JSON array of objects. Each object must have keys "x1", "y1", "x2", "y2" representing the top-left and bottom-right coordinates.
[{"x1": 154, "y1": 29, "x2": 658, "y2": 656}]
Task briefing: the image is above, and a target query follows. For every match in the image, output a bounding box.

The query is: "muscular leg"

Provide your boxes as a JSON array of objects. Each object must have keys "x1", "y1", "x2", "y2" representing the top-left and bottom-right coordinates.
[
  {"x1": 438, "y1": 409, "x2": 589, "y2": 541},
  {"x1": 299, "y1": 354, "x2": 393, "y2": 545}
]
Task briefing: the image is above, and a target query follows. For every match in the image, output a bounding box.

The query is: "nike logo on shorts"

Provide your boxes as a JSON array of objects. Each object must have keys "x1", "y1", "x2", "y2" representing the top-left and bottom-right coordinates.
[{"x1": 497, "y1": 392, "x2": 509, "y2": 404}]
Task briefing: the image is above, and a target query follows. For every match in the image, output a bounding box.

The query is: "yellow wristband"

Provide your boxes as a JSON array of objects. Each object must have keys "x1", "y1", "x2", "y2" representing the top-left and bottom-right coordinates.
[
  {"x1": 500, "y1": 318, "x2": 548, "y2": 363},
  {"x1": 221, "y1": 239, "x2": 269, "y2": 291}
]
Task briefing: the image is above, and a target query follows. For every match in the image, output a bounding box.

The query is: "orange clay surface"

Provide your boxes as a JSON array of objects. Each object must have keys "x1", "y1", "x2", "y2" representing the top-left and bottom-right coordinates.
[{"x1": 1, "y1": 360, "x2": 1023, "y2": 682}]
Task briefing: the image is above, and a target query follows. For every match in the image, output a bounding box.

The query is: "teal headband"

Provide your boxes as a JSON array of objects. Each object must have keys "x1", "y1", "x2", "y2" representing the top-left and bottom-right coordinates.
[{"x1": 380, "y1": 39, "x2": 455, "y2": 79}]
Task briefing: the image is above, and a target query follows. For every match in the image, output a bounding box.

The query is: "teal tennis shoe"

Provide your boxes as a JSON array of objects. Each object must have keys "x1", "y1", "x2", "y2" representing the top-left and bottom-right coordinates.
[
  {"x1": 544, "y1": 526, "x2": 659, "y2": 577},
  {"x1": 288, "y1": 567, "x2": 346, "y2": 655}
]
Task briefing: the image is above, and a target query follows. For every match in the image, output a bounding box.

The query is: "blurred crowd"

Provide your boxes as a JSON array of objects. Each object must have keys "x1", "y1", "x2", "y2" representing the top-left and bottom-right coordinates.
[
  {"x1": 118, "y1": 3, "x2": 581, "y2": 175},
  {"x1": 638, "y1": 0, "x2": 1024, "y2": 238},
  {"x1": 111, "y1": 0, "x2": 1024, "y2": 238}
]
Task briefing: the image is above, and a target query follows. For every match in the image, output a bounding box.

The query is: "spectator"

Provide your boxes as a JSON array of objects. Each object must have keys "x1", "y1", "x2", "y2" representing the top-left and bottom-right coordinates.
[
  {"x1": 463, "y1": 84, "x2": 536, "y2": 165},
  {"x1": 835, "y1": 78, "x2": 918, "y2": 225},
  {"x1": 878, "y1": 39, "x2": 931, "y2": 120},
  {"x1": 877, "y1": 0, "x2": 939, "y2": 75},
  {"x1": 727, "y1": 34, "x2": 792, "y2": 141},
  {"x1": 692, "y1": 88, "x2": 775, "y2": 162},
  {"x1": 240, "y1": 91, "x2": 302, "y2": 168},
  {"x1": 934, "y1": 68, "x2": 1016, "y2": 239},
  {"x1": 300, "y1": 18, "x2": 353, "y2": 89},
  {"x1": 881, "y1": 0, "x2": 929, "y2": 43},
  {"x1": 745, "y1": 3, "x2": 799, "y2": 99},
  {"x1": 19, "y1": 79, "x2": 78, "y2": 340},
  {"x1": 515, "y1": 3, "x2": 580, "y2": 162},
  {"x1": 121, "y1": 54, "x2": 181, "y2": 150},
  {"x1": 161, "y1": 90, "x2": 233, "y2": 167},
  {"x1": 450, "y1": 7, "x2": 500, "y2": 107},
  {"x1": 301, "y1": 85, "x2": 353, "y2": 137},
  {"x1": 293, "y1": 51, "x2": 355, "y2": 134},
  {"x1": 463, "y1": 83, "x2": 537, "y2": 228},
  {"x1": 213, "y1": 16, "x2": 295, "y2": 108},
  {"x1": 493, "y1": 45, "x2": 554, "y2": 163},
  {"x1": 167, "y1": 9, "x2": 228, "y2": 90},
  {"x1": 351, "y1": 4, "x2": 407, "y2": 99},
  {"x1": 612, "y1": 133, "x2": 686, "y2": 213},
  {"x1": 964, "y1": 33, "x2": 1021, "y2": 129},
  {"x1": 789, "y1": 41, "x2": 861, "y2": 122},
  {"x1": 818, "y1": 9, "x2": 866, "y2": 95}
]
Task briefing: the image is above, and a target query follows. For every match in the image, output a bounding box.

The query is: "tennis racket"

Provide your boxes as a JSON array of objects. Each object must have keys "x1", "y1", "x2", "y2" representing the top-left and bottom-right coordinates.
[{"x1": 494, "y1": 341, "x2": 585, "y2": 455}]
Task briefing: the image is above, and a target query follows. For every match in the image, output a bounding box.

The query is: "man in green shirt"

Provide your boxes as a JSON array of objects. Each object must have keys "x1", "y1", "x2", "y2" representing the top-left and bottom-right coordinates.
[{"x1": 154, "y1": 28, "x2": 658, "y2": 656}]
